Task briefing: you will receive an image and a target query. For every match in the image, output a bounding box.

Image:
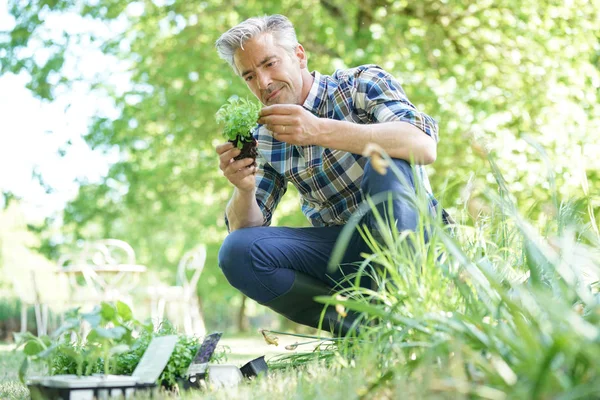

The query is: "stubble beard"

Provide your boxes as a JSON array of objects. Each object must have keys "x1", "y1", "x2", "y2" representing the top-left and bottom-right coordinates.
[{"x1": 264, "y1": 85, "x2": 300, "y2": 105}]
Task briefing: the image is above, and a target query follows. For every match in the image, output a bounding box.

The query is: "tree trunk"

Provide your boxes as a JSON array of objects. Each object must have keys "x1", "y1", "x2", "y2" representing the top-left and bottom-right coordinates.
[{"x1": 237, "y1": 295, "x2": 249, "y2": 332}]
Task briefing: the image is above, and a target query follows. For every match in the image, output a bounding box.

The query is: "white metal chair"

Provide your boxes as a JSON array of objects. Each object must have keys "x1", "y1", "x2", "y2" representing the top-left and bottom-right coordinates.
[{"x1": 147, "y1": 244, "x2": 207, "y2": 336}]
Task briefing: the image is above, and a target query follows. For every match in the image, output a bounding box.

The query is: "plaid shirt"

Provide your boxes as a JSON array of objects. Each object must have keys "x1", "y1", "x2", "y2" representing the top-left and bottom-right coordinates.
[{"x1": 252, "y1": 64, "x2": 438, "y2": 227}]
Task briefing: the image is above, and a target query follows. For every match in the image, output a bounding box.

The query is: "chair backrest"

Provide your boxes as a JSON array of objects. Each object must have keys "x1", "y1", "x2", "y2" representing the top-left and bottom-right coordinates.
[
  {"x1": 56, "y1": 239, "x2": 136, "y2": 296},
  {"x1": 176, "y1": 244, "x2": 207, "y2": 291},
  {"x1": 79, "y1": 239, "x2": 136, "y2": 266}
]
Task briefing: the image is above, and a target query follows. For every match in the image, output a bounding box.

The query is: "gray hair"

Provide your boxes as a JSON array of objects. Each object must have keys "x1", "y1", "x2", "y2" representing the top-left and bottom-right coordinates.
[{"x1": 215, "y1": 15, "x2": 299, "y2": 75}]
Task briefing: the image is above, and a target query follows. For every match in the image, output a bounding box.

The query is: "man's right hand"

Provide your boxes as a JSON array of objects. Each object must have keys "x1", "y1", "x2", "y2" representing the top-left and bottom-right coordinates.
[{"x1": 216, "y1": 142, "x2": 257, "y2": 192}]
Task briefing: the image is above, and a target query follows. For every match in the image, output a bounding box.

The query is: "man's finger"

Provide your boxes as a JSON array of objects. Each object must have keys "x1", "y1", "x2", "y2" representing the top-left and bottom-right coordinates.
[
  {"x1": 259, "y1": 104, "x2": 297, "y2": 117},
  {"x1": 228, "y1": 164, "x2": 257, "y2": 184},
  {"x1": 219, "y1": 147, "x2": 240, "y2": 165},
  {"x1": 266, "y1": 124, "x2": 294, "y2": 135},
  {"x1": 258, "y1": 115, "x2": 291, "y2": 126},
  {"x1": 237, "y1": 165, "x2": 257, "y2": 178},
  {"x1": 216, "y1": 142, "x2": 234, "y2": 155},
  {"x1": 225, "y1": 157, "x2": 255, "y2": 175}
]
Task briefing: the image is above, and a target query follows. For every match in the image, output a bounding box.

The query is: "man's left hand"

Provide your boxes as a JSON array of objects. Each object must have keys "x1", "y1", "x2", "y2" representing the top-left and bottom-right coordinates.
[{"x1": 258, "y1": 105, "x2": 323, "y2": 146}]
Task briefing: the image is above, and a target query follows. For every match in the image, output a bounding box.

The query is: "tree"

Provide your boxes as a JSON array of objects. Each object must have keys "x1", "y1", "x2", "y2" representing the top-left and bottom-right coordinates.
[{"x1": 2, "y1": 0, "x2": 599, "y2": 327}]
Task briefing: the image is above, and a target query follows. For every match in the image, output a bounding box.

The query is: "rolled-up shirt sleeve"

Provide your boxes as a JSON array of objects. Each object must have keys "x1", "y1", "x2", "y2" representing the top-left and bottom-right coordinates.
[
  {"x1": 356, "y1": 66, "x2": 439, "y2": 142},
  {"x1": 223, "y1": 159, "x2": 287, "y2": 231},
  {"x1": 254, "y1": 161, "x2": 287, "y2": 226}
]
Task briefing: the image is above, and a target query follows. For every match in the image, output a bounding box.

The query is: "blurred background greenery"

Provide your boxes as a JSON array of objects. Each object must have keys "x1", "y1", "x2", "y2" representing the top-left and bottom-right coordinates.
[{"x1": 0, "y1": 0, "x2": 598, "y2": 336}]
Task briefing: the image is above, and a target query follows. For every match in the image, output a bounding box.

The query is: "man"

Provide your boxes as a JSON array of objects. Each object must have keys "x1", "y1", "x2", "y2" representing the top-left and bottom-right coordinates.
[{"x1": 215, "y1": 15, "x2": 439, "y2": 336}]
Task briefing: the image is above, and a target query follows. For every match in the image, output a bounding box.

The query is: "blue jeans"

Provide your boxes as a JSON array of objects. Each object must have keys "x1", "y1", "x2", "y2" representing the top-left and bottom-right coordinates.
[{"x1": 218, "y1": 158, "x2": 426, "y2": 303}]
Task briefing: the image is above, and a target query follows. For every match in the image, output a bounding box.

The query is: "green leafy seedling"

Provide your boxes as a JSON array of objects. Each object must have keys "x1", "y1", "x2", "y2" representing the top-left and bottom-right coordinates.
[
  {"x1": 15, "y1": 301, "x2": 146, "y2": 382},
  {"x1": 215, "y1": 95, "x2": 261, "y2": 165}
]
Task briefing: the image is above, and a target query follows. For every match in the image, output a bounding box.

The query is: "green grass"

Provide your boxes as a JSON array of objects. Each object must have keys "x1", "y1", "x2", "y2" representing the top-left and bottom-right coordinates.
[
  {"x1": 0, "y1": 345, "x2": 506, "y2": 400},
  {"x1": 1, "y1": 345, "x2": 29, "y2": 400},
  {"x1": 3, "y1": 152, "x2": 600, "y2": 399}
]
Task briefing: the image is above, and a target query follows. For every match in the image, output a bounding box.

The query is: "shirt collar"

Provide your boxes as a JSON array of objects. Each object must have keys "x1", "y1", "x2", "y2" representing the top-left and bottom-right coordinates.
[{"x1": 301, "y1": 70, "x2": 326, "y2": 115}]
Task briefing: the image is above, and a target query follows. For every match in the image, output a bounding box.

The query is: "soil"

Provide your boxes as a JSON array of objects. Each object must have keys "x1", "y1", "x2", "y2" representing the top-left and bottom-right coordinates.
[{"x1": 230, "y1": 135, "x2": 258, "y2": 167}]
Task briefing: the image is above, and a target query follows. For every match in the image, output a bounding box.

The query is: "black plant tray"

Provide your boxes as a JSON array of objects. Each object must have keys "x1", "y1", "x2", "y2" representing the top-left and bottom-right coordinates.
[
  {"x1": 27, "y1": 382, "x2": 156, "y2": 400},
  {"x1": 240, "y1": 356, "x2": 268, "y2": 379}
]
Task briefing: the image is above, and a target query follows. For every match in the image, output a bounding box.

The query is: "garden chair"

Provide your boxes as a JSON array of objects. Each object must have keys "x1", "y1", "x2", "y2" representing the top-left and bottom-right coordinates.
[
  {"x1": 10, "y1": 265, "x2": 71, "y2": 336},
  {"x1": 147, "y1": 244, "x2": 207, "y2": 336}
]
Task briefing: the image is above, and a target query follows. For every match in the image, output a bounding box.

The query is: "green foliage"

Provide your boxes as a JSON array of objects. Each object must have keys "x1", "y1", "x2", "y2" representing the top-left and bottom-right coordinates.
[
  {"x1": 113, "y1": 321, "x2": 202, "y2": 390},
  {"x1": 14, "y1": 301, "x2": 149, "y2": 380},
  {"x1": 0, "y1": 297, "x2": 21, "y2": 322},
  {"x1": 215, "y1": 96, "x2": 262, "y2": 147},
  {"x1": 0, "y1": 298, "x2": 37, "y2": 341},
  {"x1": 13, "y1": 302, "x2": 228, "y2": 390},
  {"x1": 315, "y1": 150, "x2": 600, "y2": 398}
]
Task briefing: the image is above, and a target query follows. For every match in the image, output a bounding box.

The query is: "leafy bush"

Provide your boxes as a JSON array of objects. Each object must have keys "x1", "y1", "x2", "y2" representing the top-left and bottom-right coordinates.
[{"x1": 112, "y1": 321, "x2": 202, "y2": 389}]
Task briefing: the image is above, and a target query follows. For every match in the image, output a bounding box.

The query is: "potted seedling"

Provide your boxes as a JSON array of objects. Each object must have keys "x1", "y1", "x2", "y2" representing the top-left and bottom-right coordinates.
[{"x1": 215, "y1": 96, "x2": 262, "y2": 167}]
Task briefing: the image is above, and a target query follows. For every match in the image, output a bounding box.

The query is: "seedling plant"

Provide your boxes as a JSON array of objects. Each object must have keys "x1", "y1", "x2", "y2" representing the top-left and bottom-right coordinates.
[{"x1": 215, "y1": 95, "x2": 261, "y2": 167}]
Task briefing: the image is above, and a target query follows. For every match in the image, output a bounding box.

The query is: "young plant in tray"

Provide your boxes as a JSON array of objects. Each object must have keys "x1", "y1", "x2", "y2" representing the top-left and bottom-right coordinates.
[
  {"x1": 15, "y1": 301, "x2": 227, "y2": 390},
  {"x1": 15, "y1": 301, "x2": 150, "y2": 382},
  {"x1": 215, "y1": 95, "x2": 262, "y2": 167}
]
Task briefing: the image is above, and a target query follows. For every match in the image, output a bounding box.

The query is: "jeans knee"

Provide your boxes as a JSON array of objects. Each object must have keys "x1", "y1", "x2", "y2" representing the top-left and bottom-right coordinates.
[
  {"x1": 218, "y1": 228, "x2": 253, "y2": 288},
  {"x1": 391, "y1": 158, "x2": 412, "y2": 176},
  {"x1": 361, "y1": 158, "x2": 414, "y2": 195}
]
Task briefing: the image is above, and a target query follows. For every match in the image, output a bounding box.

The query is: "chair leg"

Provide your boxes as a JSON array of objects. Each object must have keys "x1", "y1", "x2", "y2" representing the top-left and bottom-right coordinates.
[
  {"x1": 41, "y1": 304, "x2": 49, "y2": 336},
  {"x1": 194, "y1": 308, "x2": 206, "y2": 337},
  {"x1": 149, "y1": 297, "x2": 157, "y2": 326},
  {"x1": 183, "y1": 302, "x2": 193, "y2": 336},
  {"x1": 157, "y1": 298, "x2": 166, "y2": 326},
  {"x1": 20, "y1": 303, "x2": 28, "y2": 333},
  {"x1": 189, "y1": 297, "x2": 206, "y2": 337},
  {"x1": 34, "y1": 304, "x2": 43, "y2": 337}
]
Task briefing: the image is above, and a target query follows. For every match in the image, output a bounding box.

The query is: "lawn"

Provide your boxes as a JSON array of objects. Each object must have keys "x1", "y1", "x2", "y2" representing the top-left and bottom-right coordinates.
[
  {"x1": 0, "y1": 340, "x2": 492, "y2": 400},
  {"x1": 1, "y1": 344, "x2": 29, "y2": 400}
]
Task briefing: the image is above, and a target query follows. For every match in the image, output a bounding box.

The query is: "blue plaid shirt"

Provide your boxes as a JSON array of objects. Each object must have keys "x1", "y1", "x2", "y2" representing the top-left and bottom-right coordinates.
[{"x1": 252, "y1": 64, "x2": 438, "y2": 227}]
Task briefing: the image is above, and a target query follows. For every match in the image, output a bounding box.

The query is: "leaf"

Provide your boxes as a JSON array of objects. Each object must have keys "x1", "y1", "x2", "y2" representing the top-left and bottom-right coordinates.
[
  {"x1": 285, "y1": 343, "x2": 299, "y2": 351},
  {"x1": 52, "y1": 317, "x2": 81, "y2": 338},
  {"x1": 37, "y1": 343, "x2": 58, "y2": 359},
  {"x1": 23, "y1": 340, "x2": 44, "y2": 356},
  {"x1": 109, "y1": 344, "x2": 130, "y2": 355},
  {"x1": 116, "y1": 301, "x2": 133, "y2": 321},
  {"x1": 81, "y1": 312, "x2": 101, "y2": 329},
  {"x1": 18, "y1": 357, "x2": 28, "y2": 384},
  {"x1": 92, "y1": 326, "x2": 127, "y2": 340},
  {"x1": 335, "y1": 294, "x2": 348, "y2": 317},
  {"x1": 41, "y1": 336, "x2": 52, "y2": 347},
  {"x1": 260, "y1": 329, "x2": 279, "y2": 346},
  {"x1": 13, "y1": 332, "x2": 38, "y2": 347},
  {"x1": 100, "y1": 302, "x2": 117, "y2": 321}
]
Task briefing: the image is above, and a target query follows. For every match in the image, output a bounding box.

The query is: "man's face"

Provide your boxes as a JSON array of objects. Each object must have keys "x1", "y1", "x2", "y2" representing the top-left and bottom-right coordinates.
[{"x1": 234, "y1": 34, "x2": 306, "y2": 106}]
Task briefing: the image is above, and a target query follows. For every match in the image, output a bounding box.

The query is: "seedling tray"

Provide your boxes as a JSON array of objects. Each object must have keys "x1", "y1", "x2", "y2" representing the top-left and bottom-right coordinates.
[
  {"x1": 27, "y1": 375, "x2": 156, "y2": 400},
  {"x1": 240, "y1": 356, "x2": 268, "y2": 379}
]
